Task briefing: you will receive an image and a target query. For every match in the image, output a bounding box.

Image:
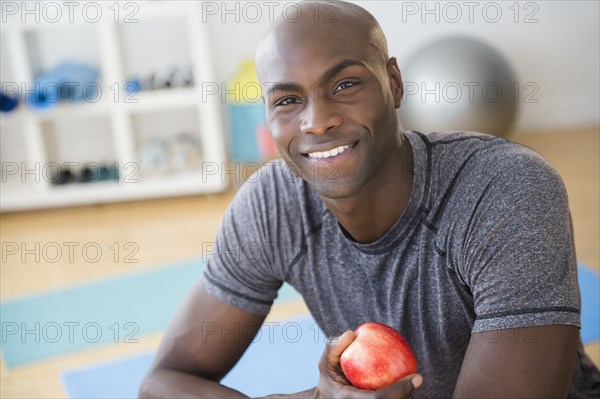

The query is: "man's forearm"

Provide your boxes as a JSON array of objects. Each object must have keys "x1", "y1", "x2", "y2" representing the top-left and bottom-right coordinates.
[
  {"x1": 139, "y1": 368, "x2": 248, "y2": 399},
  {"x1": 139, "y1": 368, "x2": 317, "y2": 399}
]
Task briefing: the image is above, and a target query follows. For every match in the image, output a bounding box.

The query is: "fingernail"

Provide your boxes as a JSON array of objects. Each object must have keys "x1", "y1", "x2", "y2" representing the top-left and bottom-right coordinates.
[
  {"x1": 411, "y1": 375, "x2": 423, "y2": 389},
  {"x1": 336, "y1": 330, "x2": 352, "y2": 342}
]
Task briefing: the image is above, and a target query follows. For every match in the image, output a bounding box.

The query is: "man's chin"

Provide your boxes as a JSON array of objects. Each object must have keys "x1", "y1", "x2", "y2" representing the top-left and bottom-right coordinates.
[
  {"x1": 307, "y1": 178, "x2": 362, "y2": 201},
  {"x1": 282, "y1": 157, "x2": 364, "y2": 199}
]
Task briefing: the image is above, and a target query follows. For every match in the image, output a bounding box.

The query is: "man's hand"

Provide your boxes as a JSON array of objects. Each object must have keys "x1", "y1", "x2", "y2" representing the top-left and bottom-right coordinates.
[{"x1": 315, "y1": 330, "x2": 423, "y2": 399}]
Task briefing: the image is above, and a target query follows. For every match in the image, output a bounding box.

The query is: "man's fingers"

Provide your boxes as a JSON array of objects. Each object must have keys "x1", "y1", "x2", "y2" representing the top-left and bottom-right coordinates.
[
  {"x1": 410, "y1": 374, "x2": 423, "y2": 389},
  {"x1": 327, "y1": 330, "x2": 356, "y2": 364},
  {"x1": 317, "y1": 332, "x2": 422, "y2": 399},
  {"x1": 375, "y1": 373, "x2": 424, "y2": 398},
  {"x1": 319, "y1": 330, "x2": 356, "y2": 376}
]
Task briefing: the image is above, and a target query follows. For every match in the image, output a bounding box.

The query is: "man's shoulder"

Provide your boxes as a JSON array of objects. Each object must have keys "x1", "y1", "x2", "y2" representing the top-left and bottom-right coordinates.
[
  {"x1": 414, "y1": 130, "x2": 520, "y2": 155},
  {"x1": 411, "y1": 130, "x2": 566, "y2": 214},
  {"x1": 413, "y1": 130, "x2": 554, "y2": 175},
  {"x1": 416, "y1": 130, "x2": 496, "y2": 143}
]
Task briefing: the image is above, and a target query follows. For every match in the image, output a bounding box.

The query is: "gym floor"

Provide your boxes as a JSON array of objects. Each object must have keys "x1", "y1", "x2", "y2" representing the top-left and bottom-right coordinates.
[{"x1": 1, "y1": 127, "x2": 598, "y2": 397}]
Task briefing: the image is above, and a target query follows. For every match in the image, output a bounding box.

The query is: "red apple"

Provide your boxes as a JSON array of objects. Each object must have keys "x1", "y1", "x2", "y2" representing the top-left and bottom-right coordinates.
[{"x1": 340, "y1": 322, "x2": 417, "y2": 390}]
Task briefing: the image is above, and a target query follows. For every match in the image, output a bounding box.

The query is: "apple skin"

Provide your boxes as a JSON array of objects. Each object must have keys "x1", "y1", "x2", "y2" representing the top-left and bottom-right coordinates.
[{"x1": 340, "y1": 322, "x2": 417, "y2": 390}]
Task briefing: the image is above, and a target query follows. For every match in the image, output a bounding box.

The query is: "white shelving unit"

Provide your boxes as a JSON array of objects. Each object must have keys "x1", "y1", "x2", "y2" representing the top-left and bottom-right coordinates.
[{"x1": 0, "y1": 1, "x2": 228, "y2": 212}]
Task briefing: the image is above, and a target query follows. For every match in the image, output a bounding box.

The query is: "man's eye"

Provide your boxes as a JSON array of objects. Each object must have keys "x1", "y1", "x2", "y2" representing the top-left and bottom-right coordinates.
[
  {"x1": 274, "y1": 97, "x2": 300, "y2": 107},
  {"x1": 334, "y1": 81, "x2": 357, "y2": 93}
]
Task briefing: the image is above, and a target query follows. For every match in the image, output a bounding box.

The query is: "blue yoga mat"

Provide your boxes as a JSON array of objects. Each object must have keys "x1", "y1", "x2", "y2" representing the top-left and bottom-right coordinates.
[
  {"x1": 0, "y1": 259, "x2": 302, "y2": 368},
  {"x1": 2, "y1": 262, "x2": 598, "y2": 369},
  {"x1": 62, "y1": 315, "x2": 325, "y2": 398},
  {"x1": 58, "y1": 265, "x2": 598, "y2": 398},
  {"x1": 62, "y1": 352, "x2": 154, "y2": 399},
  {"x1": 0, "y1": 259, "x2": 202, "y2": 368},
  {"x1": 578, "y1": 264, "x2": 600, "y2": 343}
]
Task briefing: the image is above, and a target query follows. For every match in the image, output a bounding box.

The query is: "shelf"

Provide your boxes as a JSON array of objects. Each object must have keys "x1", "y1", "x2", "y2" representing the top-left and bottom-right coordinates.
[
  {"x1": 122, "y1": 88, "x2": 199, "y2": 112},
  {"x1": 0, "y1": 2, "x2": 228, "y2": 213},
  {"x1": 1, "y1": 80, "x2": 199, "y2": 121},
  {"x1": 0, "y1": 173, "x2": 227, "y2": 212}
]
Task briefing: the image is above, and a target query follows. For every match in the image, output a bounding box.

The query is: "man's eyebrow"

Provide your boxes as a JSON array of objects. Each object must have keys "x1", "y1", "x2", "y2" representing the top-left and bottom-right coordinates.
[
  {"x1": 264, "y1": 82, "x2": 301, "y2": 100},
  {"x1": 320, "y1": 59, "x2": 366, "y2": 85},
  {"x1": 263, "y1": 59, "x2": 366, "y2": 100}
]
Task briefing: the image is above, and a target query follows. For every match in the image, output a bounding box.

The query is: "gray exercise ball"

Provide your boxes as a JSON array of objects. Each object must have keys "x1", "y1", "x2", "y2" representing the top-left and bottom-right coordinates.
[{"x1": 398, "y1": 36, "x2": 518, "y2": 136}]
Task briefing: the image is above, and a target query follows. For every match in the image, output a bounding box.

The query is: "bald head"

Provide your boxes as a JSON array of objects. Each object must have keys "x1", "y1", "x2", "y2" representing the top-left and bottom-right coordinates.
[{"x1": 256, "y1": 0, "x2": 390, "y2": 84}]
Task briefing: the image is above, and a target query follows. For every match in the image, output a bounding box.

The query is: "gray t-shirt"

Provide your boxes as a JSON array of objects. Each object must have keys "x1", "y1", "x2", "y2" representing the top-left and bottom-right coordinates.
[{"x1": 200, "y1": 130, "x2": 599, "y2": 397}]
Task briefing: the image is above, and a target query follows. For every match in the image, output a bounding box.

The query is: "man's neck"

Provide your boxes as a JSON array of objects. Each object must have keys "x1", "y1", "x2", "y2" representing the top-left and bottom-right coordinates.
[{"x1": 321, "y1": 134, "x2": 414, "y2": 244}]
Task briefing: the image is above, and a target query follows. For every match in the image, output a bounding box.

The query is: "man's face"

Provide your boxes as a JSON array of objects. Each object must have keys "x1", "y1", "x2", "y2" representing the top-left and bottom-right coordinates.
[{"x1": 257, "y1": 18, "x2": 402, "y2": 199}]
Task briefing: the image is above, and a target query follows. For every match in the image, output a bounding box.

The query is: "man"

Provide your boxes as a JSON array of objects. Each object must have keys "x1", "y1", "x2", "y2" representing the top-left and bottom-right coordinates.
[{"x1": 140, "y1": 1, "x2": 600, "y2": 397}]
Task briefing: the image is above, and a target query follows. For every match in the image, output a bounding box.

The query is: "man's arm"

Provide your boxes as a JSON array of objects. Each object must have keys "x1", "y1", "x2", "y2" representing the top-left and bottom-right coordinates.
[
  {"x1": 139, "y1": 284, "x2": 267, "y2": 398},
  {"x1": 139, "y1": 283, "x2": 421, "y2": 399},
  {"x1": 453, "y1": 324, "x2": 579, "y2": 398}
]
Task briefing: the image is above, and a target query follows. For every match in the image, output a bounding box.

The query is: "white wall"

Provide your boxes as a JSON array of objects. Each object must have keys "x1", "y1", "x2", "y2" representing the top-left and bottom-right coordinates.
[
  {"x1": 205, "y1": 0, "x2": 599, "y2": 133},
  {"x1": 4, "y1": 1, "x2": 598, "y2": 133}
]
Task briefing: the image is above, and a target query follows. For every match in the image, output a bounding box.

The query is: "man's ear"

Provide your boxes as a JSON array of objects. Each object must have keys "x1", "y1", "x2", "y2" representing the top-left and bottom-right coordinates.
[{"x1": 387, "y1": 57, "x2": 403, "y2": 108}]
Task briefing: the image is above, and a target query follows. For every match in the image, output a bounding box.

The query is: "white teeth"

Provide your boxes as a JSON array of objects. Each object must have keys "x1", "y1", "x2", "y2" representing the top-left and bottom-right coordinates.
[{"x1": 308, "y1": 145, "x2": 350, "y2": 159}]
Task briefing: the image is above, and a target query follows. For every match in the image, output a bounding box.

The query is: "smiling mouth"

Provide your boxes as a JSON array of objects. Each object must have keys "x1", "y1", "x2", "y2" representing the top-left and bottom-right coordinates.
[{"x1": 304, "y1": 142, "x2": 357, "y2": 159}]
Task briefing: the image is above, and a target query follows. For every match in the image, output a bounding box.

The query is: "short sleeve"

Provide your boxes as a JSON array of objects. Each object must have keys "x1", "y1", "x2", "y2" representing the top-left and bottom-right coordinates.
[
  {"x1": 198, "y1": 164, "x2": 288, "y2": 315},
  {"x1": 460, "y1": 146, "x2": 581, "y2": 333}
]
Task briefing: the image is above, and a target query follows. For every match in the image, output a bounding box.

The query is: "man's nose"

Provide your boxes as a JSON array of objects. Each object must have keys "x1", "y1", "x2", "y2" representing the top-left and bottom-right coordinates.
[{"x1": 299, "y1": 99, "x2": 342, "y2": 136}]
